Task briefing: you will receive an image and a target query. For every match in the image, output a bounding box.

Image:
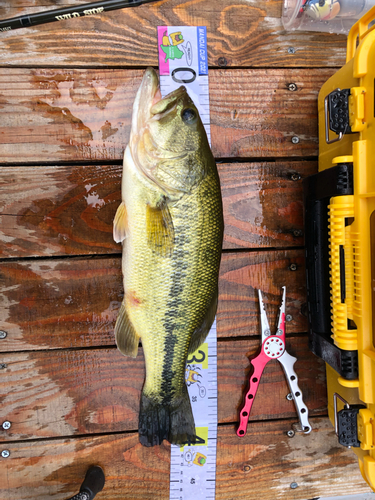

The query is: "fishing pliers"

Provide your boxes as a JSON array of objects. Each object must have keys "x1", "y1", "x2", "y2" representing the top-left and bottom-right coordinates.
[{"x1": 237, "y1": 286, "x2": 312, "y2": 437}]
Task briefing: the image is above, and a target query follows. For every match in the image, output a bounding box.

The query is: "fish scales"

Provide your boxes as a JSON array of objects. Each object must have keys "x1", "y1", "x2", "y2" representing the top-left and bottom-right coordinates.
[{"x1": 113, "y1": 68, "x2": 223, "y2": 447}]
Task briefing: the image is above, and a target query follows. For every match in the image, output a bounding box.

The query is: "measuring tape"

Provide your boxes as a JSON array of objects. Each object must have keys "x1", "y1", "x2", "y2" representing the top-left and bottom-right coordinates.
[
  {"x1": 169, "y1": 322, "x2": 218, "y2": 500},
  {"x1": 157, "y1": 26, "x2": 217, "y2": 500}
]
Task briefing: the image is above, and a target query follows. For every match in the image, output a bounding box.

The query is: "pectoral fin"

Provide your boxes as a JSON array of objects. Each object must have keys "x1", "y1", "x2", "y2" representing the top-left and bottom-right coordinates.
[
  {"x1": 114, "y1": 302, "x2": 140, "y2": 358},
  {"x1": 113, "y1": 201, "x2": 128, "y2": 243},
  {"x1": 188, "y1": 288, "x2": 218, "y2": 354},
  {"x1": 146, "y1": 198, "x2": 175, "y2": 257}
]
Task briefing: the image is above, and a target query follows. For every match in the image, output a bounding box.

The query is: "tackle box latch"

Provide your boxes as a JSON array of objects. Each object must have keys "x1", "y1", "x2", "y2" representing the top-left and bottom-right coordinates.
[
  {"x1": 325, "y1": 87, "x2": 366, "y2": 143},
  {"x1": 334, "y1": 393, "x2": 366, "y2": 448},
  {"x1": 325, "y1": 88, "x2": 353, "y2": 144}
]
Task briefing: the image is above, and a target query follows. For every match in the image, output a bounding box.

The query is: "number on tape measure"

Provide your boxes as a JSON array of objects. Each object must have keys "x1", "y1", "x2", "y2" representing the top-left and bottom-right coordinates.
[
  {"x1": 181, "y1": 433, "x2": 206, "y2": 447},
  {"x1": 187, "y1": 350, "x2": 205, "y2": 364}
]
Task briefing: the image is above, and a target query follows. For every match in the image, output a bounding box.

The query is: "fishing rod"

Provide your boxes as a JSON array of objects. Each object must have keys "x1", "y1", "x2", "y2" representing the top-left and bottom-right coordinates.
[{"x1": 0, "y1": 0, "x2": 159, "y2": 32}]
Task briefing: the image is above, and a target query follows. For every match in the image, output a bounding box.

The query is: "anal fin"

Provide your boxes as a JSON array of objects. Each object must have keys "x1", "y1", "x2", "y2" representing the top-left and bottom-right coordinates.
[
  {"x1": 114, "y1": 302, "x2": 140, "y2": 358},
  {"x1": 188, "y1": 288, "x2": 218, "y2": 355}
]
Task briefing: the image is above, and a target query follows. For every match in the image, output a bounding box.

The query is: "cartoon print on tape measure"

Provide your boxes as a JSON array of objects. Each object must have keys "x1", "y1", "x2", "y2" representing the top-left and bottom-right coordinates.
[
  {"x1": 160, "y1": 30, "x2": 193, "y2": 66},
  {"x1": 184, "y1": 449, "x2": 207, "y2": 467},
  {"x1": 185, "y1": 364, "x2": 207, "y2": 398}
]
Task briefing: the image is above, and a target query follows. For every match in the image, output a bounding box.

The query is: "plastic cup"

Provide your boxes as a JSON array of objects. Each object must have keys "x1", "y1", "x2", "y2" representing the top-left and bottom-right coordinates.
[{"x1": 282, "y1": 0, "x2": 375, "y2": 34}]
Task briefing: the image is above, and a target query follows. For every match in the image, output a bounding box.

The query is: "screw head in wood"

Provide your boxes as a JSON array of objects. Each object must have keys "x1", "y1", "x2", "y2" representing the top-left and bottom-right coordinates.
[
  {"x1": 2, "y1": 421, "x2": 11, "y2": 430},
  {"x1": 1, "y1": 450, "x2": 10, "y2": 458},
  {"x1": 288, "y1": 47, "x2": 296, "y2": 54},
  {"x1": 290, "y1": 172, "x2": 301, "y2": 181},
  {"x1": 286, "y1": 393, "x2": 293, "y2": 401},
  {"x1": 290, "y1": 482, "x2": 298, "y2": 489},
  {"x1": 288, "y1": 83, "x2": 297, "y2": 91},
  {"x1": 289, "y1": 263, "x2": 297, "y2": 271},
  {"x1": 291, "y1": 136, "x2": 300, "y2": 144},
  {"x1": 0, "y1": 331, "x2": 7, "y2": 339},
  {"x1": 287, "y1": 430, "x2": 295, "y2": 437}
]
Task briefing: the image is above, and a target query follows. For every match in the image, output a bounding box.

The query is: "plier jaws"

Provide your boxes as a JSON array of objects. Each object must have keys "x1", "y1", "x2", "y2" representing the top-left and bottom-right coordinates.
[
  {"x1": 259, "y1": 286, "x2": 285, "y2": 341},
  {"x1": 237, "y1": 287, "x2": 312, "y2": 437}
]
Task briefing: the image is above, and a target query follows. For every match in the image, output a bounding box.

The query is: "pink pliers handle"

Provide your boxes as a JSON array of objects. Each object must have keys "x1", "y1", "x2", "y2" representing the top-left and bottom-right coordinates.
[{"x1": 237, "y1": 348, "x2": 270, "y2": 436}]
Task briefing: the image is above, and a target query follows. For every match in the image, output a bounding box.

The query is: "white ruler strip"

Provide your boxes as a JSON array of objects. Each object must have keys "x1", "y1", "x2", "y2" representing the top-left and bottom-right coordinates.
[
  {"x1": 169, "y1": 322, "x2": 218, "y2": 500},
  {"x1": 157, "y1": 25, "x2": 217, "y2": 500}
]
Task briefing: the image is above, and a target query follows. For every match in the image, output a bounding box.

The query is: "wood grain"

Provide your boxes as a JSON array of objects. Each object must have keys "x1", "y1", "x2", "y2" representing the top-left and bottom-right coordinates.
[
  {"x1": 220, "y1": 161, "x2": 316, "y2": 249},
  {"x1": 0, "y1": 0, "x2": 347, "y2": 69},
  {"x1": 219, "y1": 249, "x2": 308, "y2": 337},
  {"x1": 0, "y1": 336, "x2": 326, "y2": 442},
  {"x1": 0, "y1": 161, "x2": 317, "y2": 258},
  {"x1": 0, "y1": 250, "x2": 308, "y2": 352},
  {"x1": 0, "y1": 419, "x2": 371, "y2": 499},
  {"x1": 0, "y1": 68, "x2": 333, "y2": 163}
]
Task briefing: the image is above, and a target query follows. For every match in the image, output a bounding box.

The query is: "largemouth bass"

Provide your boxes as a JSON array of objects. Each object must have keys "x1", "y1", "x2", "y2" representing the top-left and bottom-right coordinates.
[{"x1": 113, "y1": 67, "x2": 223, "y2": 447}]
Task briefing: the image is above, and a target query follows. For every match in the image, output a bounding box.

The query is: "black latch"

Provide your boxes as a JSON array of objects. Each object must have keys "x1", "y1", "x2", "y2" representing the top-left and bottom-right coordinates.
[
  {"x1": 325, "y1": 88, "x2": 354, "y2": 144},
  {"x1": 334, "y1": 393, "x2": 365, "y2": 448},
  {"x1": 328, "y1": 89, "x2": 351, "y2": 135},
  {"x1": 337, "y1": 406, "x2": 362, "y2": 447}
]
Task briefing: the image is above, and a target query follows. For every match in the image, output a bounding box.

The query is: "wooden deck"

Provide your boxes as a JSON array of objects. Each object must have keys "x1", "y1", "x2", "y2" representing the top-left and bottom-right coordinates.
[{"x1": 0, "y1": 1, "x2": 373, "y2": 499}]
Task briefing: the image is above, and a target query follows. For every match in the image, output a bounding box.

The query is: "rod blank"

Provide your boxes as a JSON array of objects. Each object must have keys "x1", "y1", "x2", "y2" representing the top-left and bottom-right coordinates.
[{"x1": 0, "y1": 0, "x2": 158, "y2": 32}]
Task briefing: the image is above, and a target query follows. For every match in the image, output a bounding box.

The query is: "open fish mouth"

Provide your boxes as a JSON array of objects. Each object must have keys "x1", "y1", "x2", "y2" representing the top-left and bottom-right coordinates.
[
  {"x1": 131, "y1": 67, "x2": 187, "y2": 136},
  {"x1": 131, "y1": 67, "x2": 160, "y2": 137}
]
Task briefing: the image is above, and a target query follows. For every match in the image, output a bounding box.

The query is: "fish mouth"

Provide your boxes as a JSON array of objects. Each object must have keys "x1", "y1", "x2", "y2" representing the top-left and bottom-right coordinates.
[
  {"x1": 131, "y1": 67, "x2": 161, "y2": 137},
  {"x1": 132, "y1": 67, "x2": 187, "y2": 136}
]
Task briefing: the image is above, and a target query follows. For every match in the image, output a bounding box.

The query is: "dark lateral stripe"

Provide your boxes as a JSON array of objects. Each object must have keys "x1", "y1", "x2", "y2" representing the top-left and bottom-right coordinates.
[{"x1": 161, "y1": 219, "x2": 189, "y2": 404}]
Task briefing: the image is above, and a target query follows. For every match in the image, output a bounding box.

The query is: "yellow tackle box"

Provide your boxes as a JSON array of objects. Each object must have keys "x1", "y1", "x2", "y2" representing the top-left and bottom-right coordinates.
[{"x1": 304, "y1": 6, "x2": 375, "y2": 491}]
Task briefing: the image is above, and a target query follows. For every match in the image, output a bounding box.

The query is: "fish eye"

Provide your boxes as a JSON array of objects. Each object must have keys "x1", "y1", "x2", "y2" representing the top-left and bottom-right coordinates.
[{"x1": 181, "y1": 108, "x2": 197, "y2": 124}]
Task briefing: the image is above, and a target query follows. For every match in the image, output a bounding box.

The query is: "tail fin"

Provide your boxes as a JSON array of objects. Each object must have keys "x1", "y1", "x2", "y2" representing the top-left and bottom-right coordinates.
[{"x1": 138, "y1": 385, "x2": 196, "y2": 447}]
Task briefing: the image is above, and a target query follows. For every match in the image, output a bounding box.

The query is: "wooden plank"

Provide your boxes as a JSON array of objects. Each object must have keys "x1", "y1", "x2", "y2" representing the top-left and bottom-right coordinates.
[
  {"x1": 0, "y1": 68, "x2": 333, "y2": 163},
  {"x1": 0, "y1": 0, "x2": 347, "y2": 68},
  {"x1": 219, "y1": 249, "x2": 308, "y2": 337},
  {"x1": 220, "y1": 161, "x2": 316, "y2": 249},
  {"x1": 0, "y1": 336, "x2": 326, "y2": 442},
  {"x1": 0, "y1": 256, "x2": 122, "y2": 352},
  {"x1": 0, "y1": 161, "x2": 317, "y2": 258},
  {"x1": 0, "y1": 419, "x2": 371, "y2": 499},
  {"x1": 0, "y1": 250, "x2": 308, "y2": 352}
]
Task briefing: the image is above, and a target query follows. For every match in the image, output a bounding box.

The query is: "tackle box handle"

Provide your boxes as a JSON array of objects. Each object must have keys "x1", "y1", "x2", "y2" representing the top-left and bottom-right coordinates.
[
  {"x1": 328, "y1": 193, "x2": 358, "y2": 352},
  {"x1": 347, "y1": 5, "x2": 375, "y2": 62}
]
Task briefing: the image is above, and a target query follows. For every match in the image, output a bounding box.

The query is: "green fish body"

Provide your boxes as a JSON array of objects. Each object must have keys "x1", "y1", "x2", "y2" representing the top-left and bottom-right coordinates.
[{"x1": 113, "y1": 68, "x2": 223, "y2": 447}]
